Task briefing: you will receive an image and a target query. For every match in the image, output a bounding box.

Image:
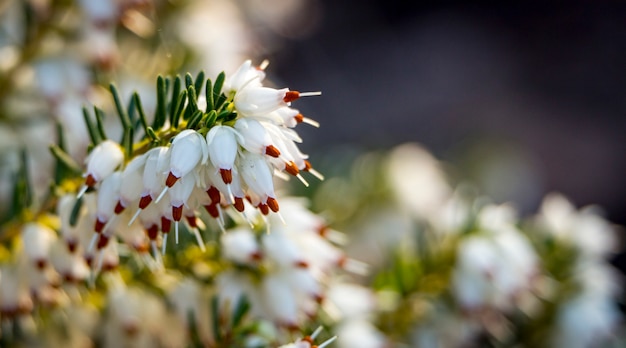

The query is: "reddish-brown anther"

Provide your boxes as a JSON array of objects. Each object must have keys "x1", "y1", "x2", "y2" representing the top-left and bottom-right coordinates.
[
  {"x1": 206, "y1": 186, "x2": 221, "y2": 205},
  {"x1": 283, "y1": 91, "x2": 300, "y2": 103},
  {"x1": 266, "y1": 197, "x2": 279, "y2": 212},
  {"x1": 304, "y1": 160, "x2": 313, "y2": 171},
  {"x1": 172, "y1": 205, "x2": 183, "y2": 221},
  {"x1": 85, "y1": 173, "x2": 96, "y2": 187},
  {"x1": 67, "y1": 239, "x2": 78, "y2": 253},
  {"x1": 294, "y1": 113, "x2": 304, "y2": 124},
  {"x1": 97, "y1": 234, "x2": 110, "y2": 250},
  {"x1": 285, "y1": 161, "x2": 299, "y2": 176},
  {"x1": 295, "y1": 260, "x2": 309, "y2": 269},
  {"x1": 186, "y1": 215, "x2": 198, "y2": 228},
  {"x1": 251, "y1": 251, "x2": 263, "y2": 261},
  {"x1": 265, "y1": 144, "x2": 281, "y2": 158},
  {"x1": 35, "y1": 259, "x2": 47, "y2": 270},
  {"x1": 147, "y1": 224, "x2": 159, "y2": 240},
  {"x1": 258, "y1": 203, "x2": 269, "y2": 215},
  {"x1": 220, "y1": 168, "x2": 233, "y2": 184},
  {"x1": 204, "y1": 204, "x2": 219, "y2": 218},
  {"x1": 161, "y1": 216, "x2": 172, "y2": 233},
  {"x1": 234, "y1": 197, "x2": 245, "y2": 212},
  {"x1": 139, "y1": 195, "x2": 152, "y2": 209},
  {"x1": 94, "y1": 218, "x2": 106, "y2": 233},
  {"x1": 114, "y1": 201, "x2": 125, "y2": 214},
  {"x1": 165, "y1": 172, "x2": 178, "y2": 187}
]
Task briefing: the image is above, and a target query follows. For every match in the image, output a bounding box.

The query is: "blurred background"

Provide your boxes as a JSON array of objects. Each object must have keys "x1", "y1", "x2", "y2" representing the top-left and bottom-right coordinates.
[{"x1": 256, "y1": 0, "x2": 626, "y2": 266}]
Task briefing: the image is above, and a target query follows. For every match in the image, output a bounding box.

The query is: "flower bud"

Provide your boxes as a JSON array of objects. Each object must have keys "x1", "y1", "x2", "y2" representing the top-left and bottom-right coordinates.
[{"x1": 84, "y1": 140, "x2": 124, "y2": 187}]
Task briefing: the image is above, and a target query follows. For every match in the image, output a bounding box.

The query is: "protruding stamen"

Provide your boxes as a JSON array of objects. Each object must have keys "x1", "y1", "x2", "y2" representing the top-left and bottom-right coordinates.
[
  {"x1": 220, "y1": 168, "x2": 232, "y2": 184},
  {"x1": 165, "y1": 172, "x2": 178, "y2": 187},
  {"x1": 294, "y1": 113, "x2": 320, "y2": 127},
  {"x1": 233, "y1": 197, "x2": 245, "y2": 212},
  {"x1": 172, "y1": 205, "x2": 183, "y2": 221},
  {"x1": 114, "y1": 201, "x2": 125, "y2": 214},
  {"x1": 175, "y1": 222, "x2": 179, "y2": 244},
  {"x1": 296, "y1": 173, "x2": 309, "y2": 187},
  {"x1": 304, "y1": 160, "x2": 324, "y2": 180},
  {"x1": 266, "y1": 197, "x2": 279, "y2": 213},
  {"x1": 161, "y1": 216, "x2": 172, "y2": 233},
  {"x1": 155, "y1": 187, "x2": 168, "y2": 203},
  {"x1": 258, "y1": 203, "x2": 269, "y2": 215},
  {"x1": 161, "y1": 234, "x2": 168, "y2": 255},
  {"x1": 139, "y1": 195, "x2": 152, "y2": 209},
  {"x1": 265, "y1": 145, "x2": 281, "y2": 158},
  {"x1": 96, "y1": 234, "x2": 110, "y2": 250},
  {"x1": 147, "y1": 224, "x2": 159, "y2": 240},
  {"x1": 205, "y1": 204, "x2": 219, "y2": 218},
  {"x1": 311, "y1": 326, "x2": 323, "y2": 340},
  {"x1": 207, "y1": 186, "x2": 221, "y2": 205},
  {"x1": 258, "y1": 59, "x2": 269, "y2": 70},
  {"x1": 88, "y1": 233, "x2": 99, "y2": 253},
  {"x1": 317, "y1": 336, "x2": 337, "y2": 348},
  {"x1": 284, "y1": 161, "x2": 299, "y2": 176},
  {"x1": 77, "y1": 185, "x2": 88, "y2": 199},
  {"x1": 94, "y1": 218, "x2": 106, "y2": 233},
  {"x1": 186, "y1": 215, "x2": 198, "y2": 228},
  {"x1": 192, "y1": 229, "x2": 206, "y2": 252},
  {"x1": 85, "y1": 174, "x2": 97, "y2": 187},
  {"x1": 128, "y1": 208, "x2": 142, "y2": 226}
]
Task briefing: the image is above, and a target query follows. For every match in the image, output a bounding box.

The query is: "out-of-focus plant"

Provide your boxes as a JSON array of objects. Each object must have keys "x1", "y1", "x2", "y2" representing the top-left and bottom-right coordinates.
[{"x1": 312, "y1": 143, "x2": 624, "y2": 348}]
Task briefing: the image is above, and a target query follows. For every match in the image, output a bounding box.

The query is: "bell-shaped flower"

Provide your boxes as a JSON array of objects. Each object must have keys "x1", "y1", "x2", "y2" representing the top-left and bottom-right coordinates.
[
  {"x1": 234, "y1": 118, "x2": 281, "y2": 157},
  {"x1": 225, "y1": 60, "x2": 265, "y2": 94},
  {"x1": 117, "y1": 154, "x2": 147, "y2": 212},
  {"x1": 139, "y1": 146, "x2": 170, "y2": 209},
  {"x1": 239, "y1": 152, "x2": 278, "y2": 211},
  {"x1": 206, "y1": 125, "x2": 242, "y2": 185},
  {"x1": 83, "y1": 140, "x2": 124, "y2": 188},
  {"x1": 95, "y1": 171, "x2": 122, "y2": 233},
  {"x1": 234, "y1": 86, "x2": 290, "y2": 117},
  {"x1": 167, "y1": 130, "x2": 208, "y2": 186},
  {"x1": 21, "y1": 222, "x2": 57, "y2": 269},
  {"x1": 49, "y1": 240, "x2": 90, "y2": 282},
  {"x1": 221, "y1": 227, "x2": 262, "y2": 264}
]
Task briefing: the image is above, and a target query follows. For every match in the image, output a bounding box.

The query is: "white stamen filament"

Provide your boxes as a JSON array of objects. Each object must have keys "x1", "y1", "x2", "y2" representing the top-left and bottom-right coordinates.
[
  {"x1": 155, "y1": 186, "x2": 169, "y2": 203},
  {"x1": 191, "y1": 228, "x2": 206, "y2": 252},
  {"x1": 161, "y1": 234, "x2": 168, "y2": 255},
  {"x1": 128, "y1": 208, "x2": 142, "y2": 226},
  {"x1": 311, "y1": 326, "x2": 323, "y2": 340},
  {"x1": 298, "y1": 91, "x2": 322, "y2": 97},
  {"x1": 175, "y1": 221, "x2": 179, "y2": 244},
  {"x1": 302, "y1": 117, "x2": 320, "y2": 128},
  {"x1": 318, "y1": 336, "x2": 337, "y2": 348},
  {"x1": 77, "y1": 185, "x2": 88, "y2": 199},
  {"x1": 308, "y1": 168, "x2": 325, "y2": 181},
  {"x1": 258, "y1": 59, "x2": 269, "y2": 70},
  {"x1": 295, "y1": 173, "x2": 309, "y2": 187}
]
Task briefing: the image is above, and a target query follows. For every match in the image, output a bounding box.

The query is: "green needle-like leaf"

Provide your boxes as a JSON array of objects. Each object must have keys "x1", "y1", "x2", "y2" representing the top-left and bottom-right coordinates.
[
  {"x1": 194, "y1": 71, "x2": 205, "y2": 98},
  {"x1": 154, "y1": 75, "x2": 167, "y2": 129},
  {"x1": 109, "y1": 83, "x2": 131, "y2": 129},
  {"x1": 94, "y1": 106, "x2": 108, "y2": 140},
  {"x1": 82, "y1": 107, "x2": 101, "y2": 146},
  {"x1": 133, "y1": 92, "x2": 150, "y2": 138},
  {"x1": 205, "y1": 78, "x2": 214, "y2": 111},
  {"x1": 169, "y1": 76, "x2": 182, "y2": 125},
  {"x1": 69, "y1": 195, "x2": 83, "y2": 227}
]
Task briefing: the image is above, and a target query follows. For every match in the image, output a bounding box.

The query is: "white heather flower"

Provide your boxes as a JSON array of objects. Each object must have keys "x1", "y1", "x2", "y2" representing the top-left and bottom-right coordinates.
[
  {"x1": 452, "y1": 204, "x2": 538, "y2": 310},
  {"x1": 117, "y1": 154, "x2": 148, "y2": 212},
  {"x1": 0, "y1": 265, "x2": 33, "y2": 319},
  {"x1": 221, "y1": 227, "x2": 262, "y2": 264},
  {"x1": 21, "y1": 222, "x2": 57, "y2": 269},
  {"x1": 234, "y1": 86, "x2": 290, "y2": 117},
  {"x1": 538, "y1": 193, "x2": 616, "y2": 257},
  {"x1": 83, "y1": 140, "x2": 124, "y2": 189},
  {"x1": 234, "y1": 118, "x2": 281, "y2": 157},
  {"x1": 386, "y1": 143, "x2": 451, "y2": 219},
  {"x1": 49, "y1": 240, "x2": 90, "y2": 283},
  {"x1": 225, "y1": 59, "x2": 265, "y2": 94},
  {"x1": 169, "y1": 278, "x2": 215, "y2": 346},
  {"x1": 95, "y1": 171, "x2": 122, "y2": 232},
  {"x1": 139, "y1": 147, "x2": 170, "y2": 208},
  {"x1": 206, "y1": 125, "x2": 242, "y2": 185},
  {"x1": 240, "y1": 152, "x2": 278, "y2": 211},
  {"x1": 166, "y1": 130, "x2": 208, "y2": 186}
]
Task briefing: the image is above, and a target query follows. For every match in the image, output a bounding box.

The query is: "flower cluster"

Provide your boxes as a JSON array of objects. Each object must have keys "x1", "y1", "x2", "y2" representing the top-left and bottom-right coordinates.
[
  {"x1": 77, "y1": 61, "x2": 323, "y2": 258},
  {"x1": 314, "y1": 143, "x2": 623, "y2": 348}
]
